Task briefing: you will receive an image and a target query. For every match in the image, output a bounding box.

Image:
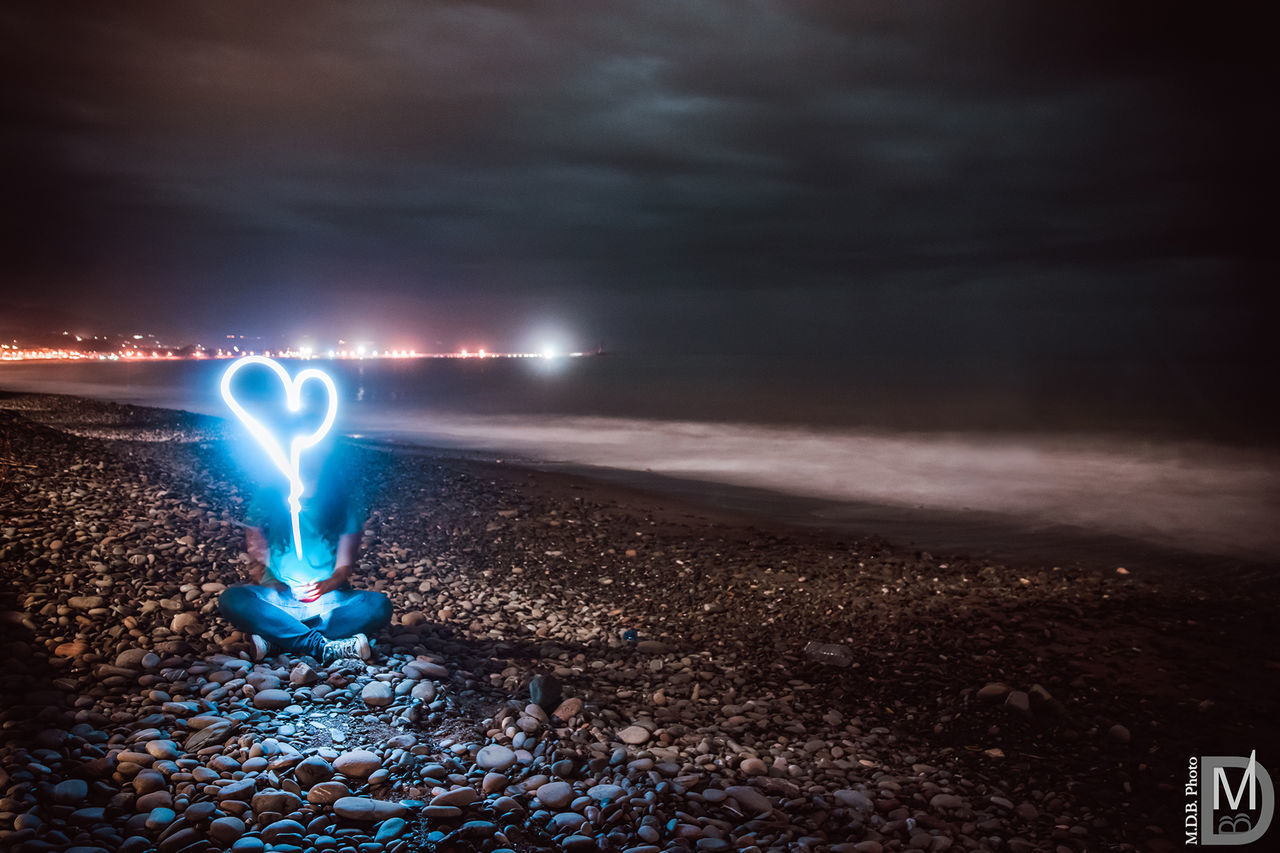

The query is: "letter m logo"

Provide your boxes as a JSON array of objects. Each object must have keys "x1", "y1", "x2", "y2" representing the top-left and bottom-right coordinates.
[
  {"x1": 1214, "y1": 751, "x2": 1260, "y2": 812},
  {"x1": 1202, "y1": 751, "x2": 1275, "y2": 846}
]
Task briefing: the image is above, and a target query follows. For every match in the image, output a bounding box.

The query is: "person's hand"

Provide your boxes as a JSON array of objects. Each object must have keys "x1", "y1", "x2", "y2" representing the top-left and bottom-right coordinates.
[{"x1": 296, "y1": 566, "x2": 350, "y2": 602}]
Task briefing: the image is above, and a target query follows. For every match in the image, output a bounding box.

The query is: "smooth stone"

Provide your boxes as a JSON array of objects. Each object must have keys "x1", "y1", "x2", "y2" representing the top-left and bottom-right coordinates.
[
  {"x1": 333, "y1": 749, "x2": 381, "y2": 778},
  {"x1": 252, "y1": 688, "x2": 292, "y2": 710},
  {"x1": 251, "y1": 790, "x2": 302, "y2": 814},
  {"x1": 210, "y1": 816, "x2": 246, "y2": 844},
  {"x1": 295, "y1": 756, "x2": 334, "y2": 787},
  {"x1": 430, "y1": 787, "x2": 480, "y2": 808},
  {"x1": 374, "y1": 817, "x2": 408, "y2": 842},
  {"x1": 977, "y1": 682, "x2": 1011, "y2": 702},
  {"x1": 361, "y1": 682, "x2": 393, "y2": 707},
  {"x1": 586, "y1": 784, "x2": 625, "y2": 802},
  {"x1": 534, "y1": 781, "x2": 574, "y2": 809},
  {"x1": 739, "y1": 757, "x2": 767, "y2": 776},
  {"x1": 145, "y1": 740, "x2": 182, "y2": 760},
  {"x1": 184, "y1": 801, "x2": 216, "y2": 823},
  {"x1": 726, "y1": 785, "x2": 773, "y2": 815},
  {"x1": 551, "y1": 697, "x2": 583, "y2": 720},
  {"x1": 54, "y1": 779, "x2": 89, "y2": 805},
  {"x1": 261, "y1": 818, "x2": 305, "y2": 843},
  {"x1": 549, "y1": 811, "x2": 587, "y2": 832},
  {"x1": 135, "y1": 791, "x2": 173, "y2": 811},
  {"x1": 306, "y1": 781, "x2": 350, "y2": 805},
  {"x1": 144, "y1": 807, "x2": 176, "y2": 831},
  {"x1": 616, "y1": 725, "x2": 650, "y2": 745},
  {"x1": 216, "y1": 779, "x2": 256, "y2": 801},
  {"x1": 333, "y1": 797, "x2": 408, "y2": 821},
  {"x1": 185, "y1": 721, "x2": 236, "y2": 751},
  {"x1": 930, "y1": 793, "x2": 965, "y2": 810},
  {"x1": 410, "y1": 681, "x2": 436, "y2": 701},
  {"x1": 833, "y1": 789, "x2": 875, "y2": 813},
  {"x1": 475, "y1": 744, "x2": 516, "y2": 772}
]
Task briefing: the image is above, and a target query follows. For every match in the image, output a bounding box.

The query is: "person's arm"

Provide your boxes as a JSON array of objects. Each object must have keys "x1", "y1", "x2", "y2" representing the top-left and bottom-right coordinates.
[
  {"x1": 245, "y1": 526, "x2": 269, "y2": 583},
  {"x1": 298, "y1": 531, "x2": 362, "y2": 601}
]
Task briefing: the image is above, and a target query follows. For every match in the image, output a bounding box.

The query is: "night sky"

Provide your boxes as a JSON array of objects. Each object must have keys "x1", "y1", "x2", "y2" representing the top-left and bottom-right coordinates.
[{"x1": 2, "y1": 2, "x2": 1274, "y2": 406}]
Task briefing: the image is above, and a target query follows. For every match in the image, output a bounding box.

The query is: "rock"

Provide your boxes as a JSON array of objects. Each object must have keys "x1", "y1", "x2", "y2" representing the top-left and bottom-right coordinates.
[
  {"x1": 145, "y1": 739, "x2": 181, "y2": 760},
  {"x1": 170, "y1": 611, "x2": 200, "y2": 633},
  {"x1": 475, "y1": 744, "x2": 517, "y2": 772},
  {"x1": 375, "y1": 817, "x2": 409, "y2": 842},
  {"x1": 295, "y1": 756, "x2": 334, "y2": 787},
  {"x1": 261, "y1": 818, "x2": 305, "y2": 844},
  {"x1": 251, "y1": 789, "x2": 302, "y2": 815},
  {"x1": 305, "y1": 781, "x2": 349, "y2": 805},
  {"x1": 216, "y1": 779, "x2": 256, "y2": 802},
  {"x1": 68, "y1": 596, "x2": 105, "y2": 610},
  {"x1": 333, "y1": 797, "x2": 408, "y2": 821},
  {"x1": 977, "y1": 682, "x2": 1012, "y2": 702},
  {"x1": 930, "y1": 793, "x2": 965, "y2": 810},
  {"x1": 116, "y1": 648, "x2": 152, "y2": 668},
  {"x1": 739, "y1": 757, "x2": 767, "y2": 776},
  {"x1": 1005, "y1": 690, "x2": 1031, "y2": 716},
  {"x1": 617, "y1": 725, "x2": 650, "y2": 745},
  {"x1": 430, "y1": 787, "x2": 480, "y2": 808},
  {"x1": 552, "y1": 697, "x2": 583, "y2": 720},
  {"x1": 252, "y1": 688, "x2": 291, "y2": 710},
  {"x1": 535, "y1": 780, "x2": 574, "y2": 809},
  {"x1": 54, "y1": 779, "x2": 89, "y2": 805},
  {"x1": 587, "y1": 784, "x2": 625, "y2": 802},
  {"x1": 145, "y1": 808, "x2": 176, "y2": 831},
  {"x1": 135, "y1": 791, "x2": 173, "y2": 810},
  {"x1": 210, "y1": 816, "x2": 246, "y2": 844},
  {"x1": 184, "y1": 801, "x2": 216, "y2": 823},
  {"x1": 333, "y1": 749, "x2": 381, "y2": 778},
  {"x1": 530, "y1": 673, "x2": 562, "y2": 711},
  {"x1": 361, "y1": 681, "x2": 393, "y2": 707},
  {"x1": 410, "y1": 681, "x2": 436, "y2": 701},
  {"x1": 1107, "y1": 724, "x2": 1131, "y2": 745},
  {"x1": 184, "y1": 720, "x2": 235, "y2": 751},
  {"x1": 482, "y1": 772, "x2": 507, "y2": 794},
  {"x1": 289, "y1": 662, "x2": 318, "y2": 686},
  {"x1": 833, "y1": 789, "x2": 874, "y2": 813},
  {"x1": 726, "y1": 785, "x2": 773, "y2": 815},
  {"x1": 403, "y1": 659, "x2": 447, "y2": 679},
  {"x1": 54, "y1": 641, "x2": 89, "y2": 657}
]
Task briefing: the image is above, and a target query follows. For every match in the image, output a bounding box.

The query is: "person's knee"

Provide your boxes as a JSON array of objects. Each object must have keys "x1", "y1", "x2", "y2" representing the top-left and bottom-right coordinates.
[
  {"x1": 218, "y1": 585, "x2": 258, "y2": 620},
  {"x1": 366, "y1": 591, "x2": 393, "y2": 628}
]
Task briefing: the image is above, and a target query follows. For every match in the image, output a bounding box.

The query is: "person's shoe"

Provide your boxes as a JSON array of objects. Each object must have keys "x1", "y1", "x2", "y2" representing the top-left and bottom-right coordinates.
[
  {"x1": 249, "y1": 634, "x2": 274, "y2": 662},
  {"x1": 321, "y1": 632, "x2": 371, "y2": 665}
]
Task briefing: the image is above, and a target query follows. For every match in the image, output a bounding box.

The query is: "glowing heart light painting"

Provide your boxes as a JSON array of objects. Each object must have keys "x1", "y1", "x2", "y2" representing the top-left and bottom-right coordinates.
[{"x1": 220, "y1": 356, "x2": 338, "y2": 561}]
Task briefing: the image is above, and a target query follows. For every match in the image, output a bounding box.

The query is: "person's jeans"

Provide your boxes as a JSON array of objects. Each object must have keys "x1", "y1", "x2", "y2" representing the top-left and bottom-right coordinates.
[{"x1": 218, "y1": 584, "x2": 392, "y2": 658}]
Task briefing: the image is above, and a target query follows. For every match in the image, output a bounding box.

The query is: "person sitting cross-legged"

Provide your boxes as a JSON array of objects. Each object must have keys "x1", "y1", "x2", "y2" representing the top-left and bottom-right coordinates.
[{"x1": 219, "y1": 443, "x2": 391, "y2": 663}]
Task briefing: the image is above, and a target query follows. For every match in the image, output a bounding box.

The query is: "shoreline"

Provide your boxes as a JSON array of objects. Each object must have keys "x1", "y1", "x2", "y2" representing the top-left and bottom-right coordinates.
[{"x1": 2, "y1": 391, "x2": 1278, "y2": 851}]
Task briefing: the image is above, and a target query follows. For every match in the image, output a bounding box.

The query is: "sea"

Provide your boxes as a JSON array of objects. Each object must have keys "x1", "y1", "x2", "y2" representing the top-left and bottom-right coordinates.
[{"x1": 2, "y1": 354, "x2": 1278, "y2": 572}]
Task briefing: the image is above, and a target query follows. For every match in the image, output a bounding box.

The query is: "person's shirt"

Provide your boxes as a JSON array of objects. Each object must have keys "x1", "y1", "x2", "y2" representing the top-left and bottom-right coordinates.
[{"x1": 248, "y1": 488, "x2": 364, "y2": 592}]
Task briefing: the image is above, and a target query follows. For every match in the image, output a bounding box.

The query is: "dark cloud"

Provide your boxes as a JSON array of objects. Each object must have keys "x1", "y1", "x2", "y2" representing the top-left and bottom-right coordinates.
[{"x1": 0, "y1": 0, "x2": 1273, "y2": 377}]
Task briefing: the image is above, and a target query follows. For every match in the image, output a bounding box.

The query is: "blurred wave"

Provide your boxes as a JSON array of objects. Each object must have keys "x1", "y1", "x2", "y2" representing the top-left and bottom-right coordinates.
[{"x1": 353, "y1": 411, "x2": 1280, "y2": 561}]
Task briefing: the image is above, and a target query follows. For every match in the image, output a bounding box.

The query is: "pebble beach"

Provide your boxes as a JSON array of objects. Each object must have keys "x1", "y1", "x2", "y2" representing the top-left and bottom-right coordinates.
[{"x1": 1, "y1": 392, "x2": 1276, "y2": 853}]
